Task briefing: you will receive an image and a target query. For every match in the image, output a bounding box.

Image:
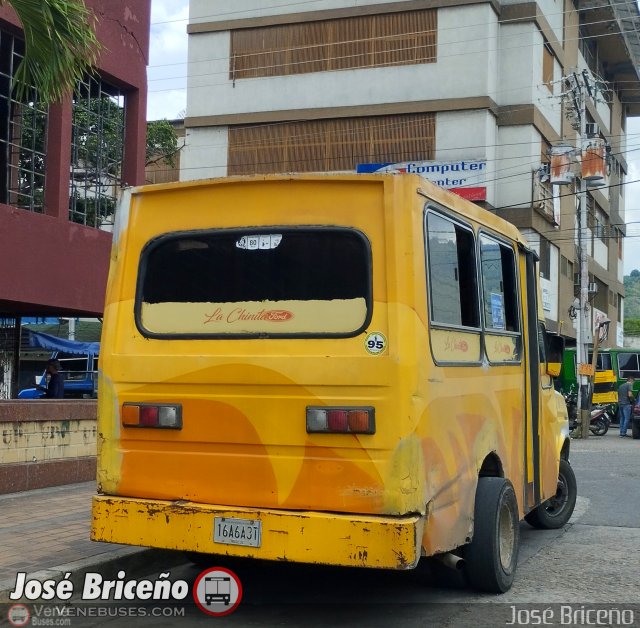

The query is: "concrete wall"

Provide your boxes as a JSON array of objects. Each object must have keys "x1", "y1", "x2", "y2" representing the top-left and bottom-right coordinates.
[
  {"x1": 522, "y1": 228, "x2": 560, "y2": 323},
  {"x1": 191, "y1": 0, "x2": 451, "y2": 22},
  {"x1": 498, "y1": 22, "x2": 561, "y2": 135},
  {"x1": 0, "y1": 401, "x2": 96, "y2": 494},
  {"x1": 436, "y1": 110, "x2": 498, "y2": 205},
  {"x1": 181, "y1": 127, "x2": 228, "y2": 181},
  {"x1": 495, "y1": 126, "x2": 540, "y2": 209},
  {"x1": 594, "y1": 238, "x2": 608, "y2": 270},
  {"x1": 500, "y1": 0, "x2": 564, "y2": 42}
]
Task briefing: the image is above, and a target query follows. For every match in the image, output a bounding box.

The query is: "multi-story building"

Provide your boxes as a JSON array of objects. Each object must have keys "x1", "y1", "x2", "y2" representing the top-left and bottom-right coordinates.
[
  {"x1": 182, "y1": 0, "x2": 640, "y2": 347},
  {"x1": 0, "y1": 1, "x2": 150, "y2": 397}
]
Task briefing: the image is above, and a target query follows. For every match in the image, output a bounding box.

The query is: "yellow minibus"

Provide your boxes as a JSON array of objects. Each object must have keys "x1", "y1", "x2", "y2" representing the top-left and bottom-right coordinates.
[{"x1": 92, "y1": 173, "x2": 574, "y2": 593}]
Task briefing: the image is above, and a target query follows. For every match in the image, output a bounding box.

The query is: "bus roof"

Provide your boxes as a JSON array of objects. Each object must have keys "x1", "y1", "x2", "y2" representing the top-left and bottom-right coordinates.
[{"x1": 128, "y1": 173, "x2": 529, "y2": 250}]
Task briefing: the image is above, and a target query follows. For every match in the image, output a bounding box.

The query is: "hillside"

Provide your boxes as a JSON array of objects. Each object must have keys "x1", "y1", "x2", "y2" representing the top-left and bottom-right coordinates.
[
  {"x1": 625, "y1": 271, "x2": 640, "y2": 321},
  {"x1": 624, "y1": 272, "x2": 640, "y2": 340}
]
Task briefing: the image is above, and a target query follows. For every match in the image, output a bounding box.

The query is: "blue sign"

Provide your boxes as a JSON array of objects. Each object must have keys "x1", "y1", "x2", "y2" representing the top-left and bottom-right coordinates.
[{"x1": 490, "y1": 293, "x2": 505, "y2": 330}]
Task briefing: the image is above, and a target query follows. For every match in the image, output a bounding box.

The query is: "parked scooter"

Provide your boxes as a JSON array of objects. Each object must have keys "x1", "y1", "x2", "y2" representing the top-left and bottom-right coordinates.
[
  {"x1": 589, "y1": 404, "x2": 613, "y2": 435},
  {"x1": 564, "y1": 390, "x2": 612, "y2": 436}
]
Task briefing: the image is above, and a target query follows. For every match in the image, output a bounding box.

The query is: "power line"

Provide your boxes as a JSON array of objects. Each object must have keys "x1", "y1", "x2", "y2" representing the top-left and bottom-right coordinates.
[
  {"x1": 148, "y1": 0, "x2": 636, "y2": 49},
  {"x1": 148, "y1": 102, "x2": 639, "y2": 156},
  {"x1": 159, "y1": 132, "x2": 640, "y2": 190},
  {"x1": 147, "y1": 2, "x2": 640, "y2": 83},
  {"x1": 148, "y1": 26, "x2": 640, "y2": 94}
]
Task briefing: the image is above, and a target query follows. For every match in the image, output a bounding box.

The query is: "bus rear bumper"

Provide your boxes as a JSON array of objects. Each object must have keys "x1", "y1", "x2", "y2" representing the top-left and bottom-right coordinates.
[{"x1": 91, "y1": 495, "x2": 424, "y2": 570}]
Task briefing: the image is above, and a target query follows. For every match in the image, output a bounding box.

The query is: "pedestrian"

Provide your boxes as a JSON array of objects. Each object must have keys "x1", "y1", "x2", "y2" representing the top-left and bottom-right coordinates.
[
  {"x1": 37, "y1": 359, "x2": 65, "y2": 399},
  {"x1": 617, "y1": 376, "x2": 635, "y2": 437}
]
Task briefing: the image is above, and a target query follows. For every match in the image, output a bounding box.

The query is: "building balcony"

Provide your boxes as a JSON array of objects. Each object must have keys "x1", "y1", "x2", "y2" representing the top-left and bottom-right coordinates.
[{"x1": 576, "y1": 0, "x2": 640, "y2": 114}]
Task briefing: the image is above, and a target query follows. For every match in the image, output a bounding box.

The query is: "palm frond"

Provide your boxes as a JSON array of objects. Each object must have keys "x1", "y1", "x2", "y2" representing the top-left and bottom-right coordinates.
[{"x1": 4, "y1": 0, "x2": 101, "y2": 104}]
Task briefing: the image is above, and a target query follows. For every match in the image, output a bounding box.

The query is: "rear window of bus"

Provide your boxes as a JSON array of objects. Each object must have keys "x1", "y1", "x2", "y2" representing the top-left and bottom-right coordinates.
[{"x1": 136, "y1": 227, "x2": 372, "y2": 338}]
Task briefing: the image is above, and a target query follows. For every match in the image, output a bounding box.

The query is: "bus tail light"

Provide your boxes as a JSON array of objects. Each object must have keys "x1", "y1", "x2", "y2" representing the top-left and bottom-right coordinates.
[
  {"x1": 122, "y1": 403, "x2": 182, "y2": 429},
  {"x1": 306, "y1": 407, "x2": 375, "y2": 434}
]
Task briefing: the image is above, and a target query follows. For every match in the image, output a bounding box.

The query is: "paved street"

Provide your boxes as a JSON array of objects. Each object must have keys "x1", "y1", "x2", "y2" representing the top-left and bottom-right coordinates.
[
  {"x1": 1, "y1": 430, "x2": 639, "y2": 627},
  {"x1": 0, "y1": 484, "x2": 123, "y2": 586}
]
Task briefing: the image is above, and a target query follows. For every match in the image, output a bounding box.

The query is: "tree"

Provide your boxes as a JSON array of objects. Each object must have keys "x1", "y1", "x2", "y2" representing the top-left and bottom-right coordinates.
[
  {"x1": 146, "y1": 119, "x2": 180, "y2": 169},
  {"x1": 69, "y1": 88, "x2": 124, "y2": 227},
  {"x1": 19, "y1": 99, "x2": 180, "y2": 227},
  {"x1": 625, "y1": 318, "x2": 640, "y2": 336},
  {"x1": 1, "y1": 0, "x2": 100, "y2": 104}
]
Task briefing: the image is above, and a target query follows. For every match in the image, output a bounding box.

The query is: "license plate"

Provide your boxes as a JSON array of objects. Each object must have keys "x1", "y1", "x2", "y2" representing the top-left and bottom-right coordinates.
[{"x1": 214, "y1": 517, "x2": 262, "y2": 548}]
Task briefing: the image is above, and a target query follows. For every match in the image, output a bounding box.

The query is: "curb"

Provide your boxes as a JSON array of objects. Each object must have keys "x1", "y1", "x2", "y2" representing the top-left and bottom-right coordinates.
[{"x1": 0, "y1": 547, "x2": 187, "y2": 603}]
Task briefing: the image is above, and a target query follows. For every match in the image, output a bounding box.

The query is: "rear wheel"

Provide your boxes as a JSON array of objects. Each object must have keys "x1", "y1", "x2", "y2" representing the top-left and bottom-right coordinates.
[
  {"x1": 463, "y1": 477, "x2": 520, "y2": 593},
  {"x1": 589, "y1": 418, "x2": 608, "y2": 436},
  {"x1": 524, "y1": 459, "x2": 577, "y2": 529},
  {"x1": 632, "y1": 419, "x2": 640, "y2": 440}
]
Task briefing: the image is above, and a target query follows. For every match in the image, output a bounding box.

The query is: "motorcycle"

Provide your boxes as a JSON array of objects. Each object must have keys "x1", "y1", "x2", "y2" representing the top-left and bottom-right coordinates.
[{"x1": 564, "y1": 391, "x2": 612, "y2": 436}]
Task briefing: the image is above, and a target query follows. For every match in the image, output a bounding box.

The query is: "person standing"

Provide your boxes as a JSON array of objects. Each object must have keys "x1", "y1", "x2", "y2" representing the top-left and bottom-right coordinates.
[
  {"x1": 37, "y1": 359, "x2": 65, "y2": 399},
  {"x1": 617, "y1": 376, "x2": 635, "y2": 437}
]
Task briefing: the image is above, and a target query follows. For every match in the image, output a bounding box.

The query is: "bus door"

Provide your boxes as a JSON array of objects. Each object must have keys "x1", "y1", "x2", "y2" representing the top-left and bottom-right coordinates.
[{"x1": 523, "y1": 249, "x2": 541, "y2": 510}]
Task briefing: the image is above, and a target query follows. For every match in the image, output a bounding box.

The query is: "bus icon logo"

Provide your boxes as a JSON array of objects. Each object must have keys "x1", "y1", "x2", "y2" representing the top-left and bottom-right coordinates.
[
  {"x1": 7, "y1": 604, "x2": 30, "y2": 627},
  {"x1": 193, "y1": 567, "x2": 243, "y2": 616}
]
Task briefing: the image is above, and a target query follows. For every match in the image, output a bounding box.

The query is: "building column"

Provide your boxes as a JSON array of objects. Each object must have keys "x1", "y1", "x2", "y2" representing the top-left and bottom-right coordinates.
[
  {"x1": 44, "y1": 98, "x2": 73, "y2": 220},
  {"x1": 123, "y1": 88, "x2": 146, "y2": 187}
]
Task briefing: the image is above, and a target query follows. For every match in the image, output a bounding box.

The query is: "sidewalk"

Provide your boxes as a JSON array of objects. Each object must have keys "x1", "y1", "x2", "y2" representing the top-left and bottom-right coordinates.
[{"x1": 0, "y1": 482, "x2": 145, "y2": 597}]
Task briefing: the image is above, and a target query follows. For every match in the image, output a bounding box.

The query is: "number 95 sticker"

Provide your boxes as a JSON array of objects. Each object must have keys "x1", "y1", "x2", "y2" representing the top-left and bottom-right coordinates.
[{"x1": 365, "y1": 332, "x2": 387, "y2": 355}]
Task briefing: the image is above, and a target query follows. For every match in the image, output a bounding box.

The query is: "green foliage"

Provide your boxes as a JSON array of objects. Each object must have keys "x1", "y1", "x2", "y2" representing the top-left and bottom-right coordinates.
[
  {"x1": 624, "y1": 272, "x2": 640, "y2": 337},
  {"x1": 4, "y1": 0, "x2": 100, "y2": 104},
  {"x1": 146, "y1": 119, "x2": 179, "y2": 168},
  {"x1": 71, "y1": 92, "x2": 124, "y2": 176},
  {"x1": 626, "y1": 318, "x2": 640, "y2": 335},
  {"x1": 13, "y1": 103, "x2": 47, "y2": 210},
  {"x1": 68, "y1": 88, "x2": 124, "y2": 227},
  {"x1": 69, "y1": 192, "x2": 117, "y2": 227}
]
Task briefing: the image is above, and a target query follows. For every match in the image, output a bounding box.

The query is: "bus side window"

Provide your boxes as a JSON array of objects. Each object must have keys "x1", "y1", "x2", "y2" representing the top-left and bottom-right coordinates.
[
  {"x1": 618, "y1": 353, "x2": 640, "y2": 379},
  {"x1": 426, "y1": 212, "x2": 479, "y2": 328},
  {"x1": 587, "y1": 352, "x2": 611, "y2": 371},
  {"x1": 479, "y1": 234, "x2": 521, "y2": 364},
  {"x1": 538, "y1": 323, "x2": 547, "y2": 364},
  {"x1": 479, "y1": 235, "x2": 519, "y2": 333}
]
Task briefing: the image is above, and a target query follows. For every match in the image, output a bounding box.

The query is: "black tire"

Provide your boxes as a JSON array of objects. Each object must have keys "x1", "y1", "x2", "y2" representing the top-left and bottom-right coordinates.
[
  {"x1": 463, "y1": 477, "x2": 520, "y2": 593},
  {"x1": 524, "y1": 459, "x2": 577, "y2": 530},
  {"x1": 589, "y1": 418, "x2": 608, "y2": 436},
  {"x1": 632, "y1": 419, "x2": 640, "y2": 440}
]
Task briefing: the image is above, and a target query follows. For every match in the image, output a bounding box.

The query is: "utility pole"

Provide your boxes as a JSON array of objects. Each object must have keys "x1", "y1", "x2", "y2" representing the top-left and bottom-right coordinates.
[
  {"x1": 576, "y1": 73, "x2": 591, "y2": 440},
  {"x1": 557, "y1": 71, "x2": 608, "y2": 439}
]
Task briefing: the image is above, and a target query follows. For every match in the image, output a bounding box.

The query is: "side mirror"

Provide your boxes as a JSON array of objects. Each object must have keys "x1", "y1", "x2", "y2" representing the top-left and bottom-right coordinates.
[{"x1": 546, "y1": 333, "x2": 564, "y2": 377}]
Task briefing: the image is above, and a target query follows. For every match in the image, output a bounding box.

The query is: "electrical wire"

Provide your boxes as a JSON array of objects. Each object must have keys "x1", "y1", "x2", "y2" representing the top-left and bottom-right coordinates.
[
  {"x1": 147, "y1": 1, "x2": 640, "y2": 88},
  {"x1": 147, "y1": 25, "x2": 640, "y2": 94},
  {"x1": 148, "y1": 0, "x2": 638, "y2": 55},
  {"x1": 151, "y1": 132, "x2": 640, "y2": 188},
  {"x1": 144, "y1": 4, "x2": 640, "y2": 249}
]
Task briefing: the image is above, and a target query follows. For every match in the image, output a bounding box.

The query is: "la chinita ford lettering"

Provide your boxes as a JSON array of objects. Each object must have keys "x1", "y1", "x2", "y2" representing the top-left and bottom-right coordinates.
[{"x1": 204, "y1": 307, "x2": 294, "y2": 324}]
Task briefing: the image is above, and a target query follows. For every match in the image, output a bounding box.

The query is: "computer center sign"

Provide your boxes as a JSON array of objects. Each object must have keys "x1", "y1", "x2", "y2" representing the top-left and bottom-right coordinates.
[{"x1": 356, "y1": 160, "x2": 487, "y2": 202}]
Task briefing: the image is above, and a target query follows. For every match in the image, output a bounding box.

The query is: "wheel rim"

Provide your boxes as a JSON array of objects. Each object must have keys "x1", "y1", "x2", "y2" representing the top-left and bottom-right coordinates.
[
  {"x1": 498, "y1": 502, "x2": 515, "y2": 570},
  {"x1": 544, "y1": 472, "x2": 569, "y2": 518}
]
